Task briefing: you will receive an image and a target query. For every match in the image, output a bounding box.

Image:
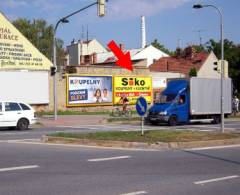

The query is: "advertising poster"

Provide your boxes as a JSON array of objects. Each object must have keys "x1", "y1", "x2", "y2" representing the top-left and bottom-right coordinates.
[
  {"x1": 0, "y1": 12, "x2": 52, "y2": 70},
  {"x1": 113, "y1": 76, "x2": 152, "y2": 104},
  {"x1": 67, "y1": 75, "x2": 113, "y2": 106}
]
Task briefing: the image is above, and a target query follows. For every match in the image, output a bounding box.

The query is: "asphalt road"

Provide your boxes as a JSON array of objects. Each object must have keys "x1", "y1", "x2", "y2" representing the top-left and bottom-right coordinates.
[
  {"x1": 0, "y1": 119, "x2": 240, "y2": 195},
  {"x1": 0, "y1": 140, "x2": 240, "y2": 195}
]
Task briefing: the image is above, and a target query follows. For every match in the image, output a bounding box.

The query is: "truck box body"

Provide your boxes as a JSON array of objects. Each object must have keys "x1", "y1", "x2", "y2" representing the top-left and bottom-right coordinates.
[
  {"x1": 147, "y1": 77, "x2": 232, "y2": 125},
  {"x1": 190, "y1": 78, "x2": 232, "y2": 115}
]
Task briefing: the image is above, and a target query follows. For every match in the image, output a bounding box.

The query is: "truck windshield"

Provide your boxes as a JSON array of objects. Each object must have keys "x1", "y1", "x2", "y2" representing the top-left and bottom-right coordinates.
[{"x1": 158, "y1": 94, "x2": 176, "y2": 103}]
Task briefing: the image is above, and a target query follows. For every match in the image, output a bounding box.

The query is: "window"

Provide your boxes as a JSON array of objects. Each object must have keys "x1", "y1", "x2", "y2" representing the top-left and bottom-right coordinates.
[
  {"x1": 5, "y1": 102, "x2": 21, "y2": 111},
  {"x1": 0, "y1": 103, "x2": 2, "y2": 112},
  {"x1": 178, "y1": 95, "x2": 186, "y2": 105},
  {"x1": 20, "y1": 103, "x2": 30, "y2": 110}
]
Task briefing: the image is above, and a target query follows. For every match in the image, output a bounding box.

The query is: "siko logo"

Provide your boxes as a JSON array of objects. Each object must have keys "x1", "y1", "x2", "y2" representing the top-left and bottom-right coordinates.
[{"x1": 122, "y1": 78, "x2": 145, "y2": 86}]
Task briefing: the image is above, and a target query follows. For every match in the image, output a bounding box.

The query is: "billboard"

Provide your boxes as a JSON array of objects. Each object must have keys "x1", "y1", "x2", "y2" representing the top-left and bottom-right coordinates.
[
  {"x1": 113, "y1": 76, "x2": 152, "y2": 104},
  {"x1": 67, "y1": 75, "x2": 113, "y2": 106},
  {"x1": 0, "y1": 12, "x2": 52, "y2": 70}
]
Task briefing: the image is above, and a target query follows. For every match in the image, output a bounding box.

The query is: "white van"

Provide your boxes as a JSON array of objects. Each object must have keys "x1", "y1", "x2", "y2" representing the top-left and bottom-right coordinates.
[{"x1": 0, "y1": 101, "x2": 37, "y2": 130}]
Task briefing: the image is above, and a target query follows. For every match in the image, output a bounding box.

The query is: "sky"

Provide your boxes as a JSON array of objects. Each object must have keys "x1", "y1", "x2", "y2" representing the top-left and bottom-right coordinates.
[{"x1": 0, "y1": 0, "x2": 240, "y2": 51}]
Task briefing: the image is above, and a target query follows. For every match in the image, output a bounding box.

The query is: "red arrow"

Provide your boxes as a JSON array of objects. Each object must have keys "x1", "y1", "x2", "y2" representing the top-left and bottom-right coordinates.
[{"x1": 107, "y1": 40, "x2": 133, "y2": 71}]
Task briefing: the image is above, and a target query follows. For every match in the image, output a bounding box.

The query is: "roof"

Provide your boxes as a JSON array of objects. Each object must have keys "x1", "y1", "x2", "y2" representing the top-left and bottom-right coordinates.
[{"x1": 149, "y1": 49, "x2": 209, "y2": 76}]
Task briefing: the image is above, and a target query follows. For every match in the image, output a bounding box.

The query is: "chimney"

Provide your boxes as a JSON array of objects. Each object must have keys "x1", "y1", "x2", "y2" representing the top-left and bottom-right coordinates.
[
  {"x1": 80, "y1": 55, "x2": 84, "y2": 65},
  {"x1": 93, "y1": 53, "x2": 97, "y2": 64},
  {"x1": 119, "y1": 43, "x2": 125, "y2": 51},
  {"x1": 141, "y1": 16, "x2": 146, "y2": 48}
]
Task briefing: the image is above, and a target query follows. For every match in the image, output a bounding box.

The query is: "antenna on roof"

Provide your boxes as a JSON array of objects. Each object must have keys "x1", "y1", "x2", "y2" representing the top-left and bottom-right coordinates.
[
  {"x1": 194, "y1": 29, "x2": 206, "y2": 46},
  {"x1": 81, "y1": 25, "x2": 84, "y2": 39},
  {"x1": 177, "y1": 38, "x2": 182, "y2": 48}
]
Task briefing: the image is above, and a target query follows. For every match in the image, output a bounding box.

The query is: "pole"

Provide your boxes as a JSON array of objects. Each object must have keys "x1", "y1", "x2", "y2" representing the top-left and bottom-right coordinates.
[
  {"x1": 141, "y1": 116, "x2": 144, "y2": 136},
  {"x1": 220, "y1": 9, "x2": 224, "y2": 133},
  {"x1": 204, "y1": 5, "x2": 224, "y2": 133},
  {"x1": 52, "y1": 1, "x2": 100, "y2": 121}
]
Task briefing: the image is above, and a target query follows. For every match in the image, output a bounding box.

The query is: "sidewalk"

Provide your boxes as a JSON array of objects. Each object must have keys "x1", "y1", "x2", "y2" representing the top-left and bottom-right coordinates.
[{"x1": 38, "y1": 115, "x2": 108, "y2": 127}]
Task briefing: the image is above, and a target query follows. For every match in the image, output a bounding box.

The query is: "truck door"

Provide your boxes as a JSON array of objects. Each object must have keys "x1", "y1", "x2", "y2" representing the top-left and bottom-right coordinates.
[
  {"x1": 0, "y1": 103, "x2": 4, "y2": 125},
  {"x1": 177, "y1": 94, "x2": 189, "y2": 122}
]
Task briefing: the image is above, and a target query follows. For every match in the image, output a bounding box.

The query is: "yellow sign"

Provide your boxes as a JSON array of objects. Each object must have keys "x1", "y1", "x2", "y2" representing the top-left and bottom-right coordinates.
[
  {"x1": 113, "y1": 76, "x2": 152, "y2": 104},
  {"x1": 0, "y1": 12, "x2": 52, "y2": 70}
]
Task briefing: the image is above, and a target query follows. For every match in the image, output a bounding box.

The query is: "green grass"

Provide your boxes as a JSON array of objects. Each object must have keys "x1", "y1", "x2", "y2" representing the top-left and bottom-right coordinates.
[{"x1": 49, "y1": 130, "x2": 240, "y2": 143}]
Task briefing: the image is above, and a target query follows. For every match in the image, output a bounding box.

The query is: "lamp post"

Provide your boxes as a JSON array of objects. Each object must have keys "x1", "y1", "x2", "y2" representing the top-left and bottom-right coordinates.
[
  {"x1": 52, "y1": 1, "x2": 106, "y2": 120},
  {"x1": 193, "y1": 4, "x2": 224, "y2": 132}
]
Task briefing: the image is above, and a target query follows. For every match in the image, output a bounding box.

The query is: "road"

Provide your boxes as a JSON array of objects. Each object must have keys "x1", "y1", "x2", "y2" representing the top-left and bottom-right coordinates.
[
  {"x1": 0, "y1": 139, "x2": 240, "y2": 195},
  {"x1": 0, "y1": 119, "x2": 240, "y2": 195}
]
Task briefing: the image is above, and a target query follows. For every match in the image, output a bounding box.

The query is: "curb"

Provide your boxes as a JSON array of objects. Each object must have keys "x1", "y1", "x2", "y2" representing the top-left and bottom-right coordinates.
[{"x1": 42, "y1": 136, "x2": 240, "y2": 150}]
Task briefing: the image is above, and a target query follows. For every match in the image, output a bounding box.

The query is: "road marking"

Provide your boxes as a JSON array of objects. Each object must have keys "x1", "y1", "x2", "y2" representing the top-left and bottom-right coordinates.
[
  {"x1": 194, "y1": 175, "x2": 239, "y2": 185},
  {"x1": 187, "y1": 144, "x2": 240, "y2": 151},
  {"x1": 120, "y1": 191, "x2": 147, "y2": 195},
  {"x1": 88, "y1": 155, "x2": 131, "y2": 162},
  {"x1": 0, "y1": 132, "x2": 28, "y2": 135},
  {"x1": 0, "y1": 165, "x2": 39, "y2": 172}
]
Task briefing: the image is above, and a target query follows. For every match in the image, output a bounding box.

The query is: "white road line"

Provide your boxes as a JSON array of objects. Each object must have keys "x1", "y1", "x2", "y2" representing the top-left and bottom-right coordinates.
[
  {"x1": 88, "y1": 155, "x2": 131, "y2": 162},
  {"x1": 194, "y1": 175, "x2": 239, "y2": 185},
  {"x1": 120, "y1": 191, "x2": 147, "y2": 195},
  {"x1": 0, "y1": 165, "x2": 39, "y2": 172},
  {"x1": 187, "y1": 144, "x2": 240, "y2": 151}
]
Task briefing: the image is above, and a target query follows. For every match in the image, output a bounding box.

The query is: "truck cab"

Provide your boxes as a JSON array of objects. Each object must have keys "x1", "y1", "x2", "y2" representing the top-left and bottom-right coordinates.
[{"x1": 147, "y1": 80, "x2": 190, "y2": 125}]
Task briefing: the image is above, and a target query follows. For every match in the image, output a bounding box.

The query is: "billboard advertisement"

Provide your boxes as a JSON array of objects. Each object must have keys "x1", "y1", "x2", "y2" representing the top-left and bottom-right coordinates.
[
  {"x1": 67, "y1": 75, "x2": 113, "y2": 106},
  {"x1": 0, "y1": 12, "x2": 52, "y2": 70},
  {"x1": 113, "y1": 76, "x2": 152, "y2": 104}
]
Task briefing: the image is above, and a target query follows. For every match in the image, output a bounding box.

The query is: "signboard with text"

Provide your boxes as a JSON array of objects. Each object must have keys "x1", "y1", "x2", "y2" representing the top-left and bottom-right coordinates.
[
  {"x1": 66, "y1": 75, "x2": 113, "y2": 106},
  {"x1": 113, "y1": 76, "x2": 152, "y2": 104},
  {"x1": 0, "y1": 12, "x2": 52, "y2": 70}
]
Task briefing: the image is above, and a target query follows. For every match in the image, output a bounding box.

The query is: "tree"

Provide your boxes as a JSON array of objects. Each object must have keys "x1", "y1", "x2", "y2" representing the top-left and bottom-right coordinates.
[
  {"x1": 189, "y1": 68, "x2": 197, "y2": 77},
  {"x1": 206, "y1": 39, "x2": 240, "y2": 95},
  {"x1": 151, "y1": 39, "x2": 172, "y2": 55},
  {"x1": 12, "y1": 18, "x2": 64, "y2": 66}
]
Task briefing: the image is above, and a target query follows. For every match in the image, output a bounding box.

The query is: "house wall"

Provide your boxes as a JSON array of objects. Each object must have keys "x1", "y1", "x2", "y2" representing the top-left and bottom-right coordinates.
[
  {"x1": 66, "y1": 39, "x2": 107, "y2": 66},
  {"x1": 46, "y1": 60, "x2": 150, "y2": 112},
  {"x1": 132, "y1": 45, "x2": 169, "y2": 67},
  {"x1": 67, "y1": 43, "x2": 79, "y2": 65},
  {"x1": 197, "y1": 52, "x2": 221, "y2": 79}
]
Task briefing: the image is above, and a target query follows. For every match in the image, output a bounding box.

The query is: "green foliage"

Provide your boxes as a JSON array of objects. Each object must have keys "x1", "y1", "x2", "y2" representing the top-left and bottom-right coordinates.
[
  {"x1": 12, "y1": 18, "x2": 64, "y2": 65},
  {"x1": 206, "y1": 39, "x2": 240, "y2": 93},
  {"x1": 189, "y1": 67, "x2": 197, "y2": 77},
  {"x1": 151, "y1": 39, "x2": 173, "y2": 55}
]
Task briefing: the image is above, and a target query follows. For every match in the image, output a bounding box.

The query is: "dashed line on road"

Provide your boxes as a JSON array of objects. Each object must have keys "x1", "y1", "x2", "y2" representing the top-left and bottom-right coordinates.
[
  {"x1": 88, "y1": 155, "x2": 131, "y2": 162},
  {"x1": 120, "y1": 191, "x2": 147, "y2": 195},
  {"x1": 194, "y1": 175, "x2": 239, "y2": 185},
  {"x1": 0, "y1": 165, "x2": 39, "y2": 172}
]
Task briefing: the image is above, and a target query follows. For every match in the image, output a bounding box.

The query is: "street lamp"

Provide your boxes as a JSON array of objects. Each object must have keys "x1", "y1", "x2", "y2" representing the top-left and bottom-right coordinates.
[
  {"x1": 52, "y1": 0, "x2": 106, "y2": 120},
  {"x1": 193, "y1": 4, "x2": 225, "y2": 132}
]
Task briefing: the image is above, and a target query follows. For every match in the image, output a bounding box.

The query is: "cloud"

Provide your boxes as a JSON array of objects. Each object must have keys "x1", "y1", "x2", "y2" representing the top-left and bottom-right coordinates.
[
  {"x1": 0, "y1": 0, "x2": 27, "y2": 8},
  {"x1": 107, "y1": 0, "x2": 190, "y2": 20}
]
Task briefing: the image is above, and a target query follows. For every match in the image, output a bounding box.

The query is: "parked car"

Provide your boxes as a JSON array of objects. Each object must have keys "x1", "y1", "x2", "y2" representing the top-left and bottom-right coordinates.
[{"x1": 0, "y1": 101, "x2": 37, "y2": 130}]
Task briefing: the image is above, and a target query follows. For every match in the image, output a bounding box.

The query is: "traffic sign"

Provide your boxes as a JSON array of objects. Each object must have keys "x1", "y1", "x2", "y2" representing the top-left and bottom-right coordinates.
[{"x1": 136, "y1": 97, "x2": 147, "y2": 116}]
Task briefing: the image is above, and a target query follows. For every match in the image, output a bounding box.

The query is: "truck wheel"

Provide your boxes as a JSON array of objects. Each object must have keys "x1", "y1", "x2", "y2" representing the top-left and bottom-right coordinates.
[
  {"x1": 168, "y1": 116, "x2": 177, "y2": 126},
  {"x1": 212, "y1": 115, "x2": 221, "y2": 124},
  {"x1": 17, "y1": 118, "x2": 29, "y2": 130}
]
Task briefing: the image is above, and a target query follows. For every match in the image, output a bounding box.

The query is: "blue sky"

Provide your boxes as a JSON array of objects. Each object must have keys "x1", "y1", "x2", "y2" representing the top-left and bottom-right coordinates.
[{"x1": 1, "y1": 0, "x2": 239, "y2": 51}]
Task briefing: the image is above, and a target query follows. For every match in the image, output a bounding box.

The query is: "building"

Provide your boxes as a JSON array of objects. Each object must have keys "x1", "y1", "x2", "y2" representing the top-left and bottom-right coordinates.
[
  {"x1": 0, "y1": 12, "x2": 52, "y2": 109},
  {"x1": 149, "y1": 46, "x2": 221, "y2": 100},
  {"x1": 66, "y1": 39, "x2": 108, "y2": 65},
  {"x1": 149, "y1": 46, "x2": 220, "y2": 79}
]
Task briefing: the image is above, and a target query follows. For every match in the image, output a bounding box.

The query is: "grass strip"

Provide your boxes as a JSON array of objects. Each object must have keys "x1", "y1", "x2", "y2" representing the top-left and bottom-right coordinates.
[{"x1": 49, "y1": 130, "x2": 240, "y2": 144}]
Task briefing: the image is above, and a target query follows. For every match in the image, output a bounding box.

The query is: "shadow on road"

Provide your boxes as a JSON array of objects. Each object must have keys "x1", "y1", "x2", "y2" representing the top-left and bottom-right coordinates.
[{"x1": 184, "y1": 150, "x2": 240, "y2": 166}]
